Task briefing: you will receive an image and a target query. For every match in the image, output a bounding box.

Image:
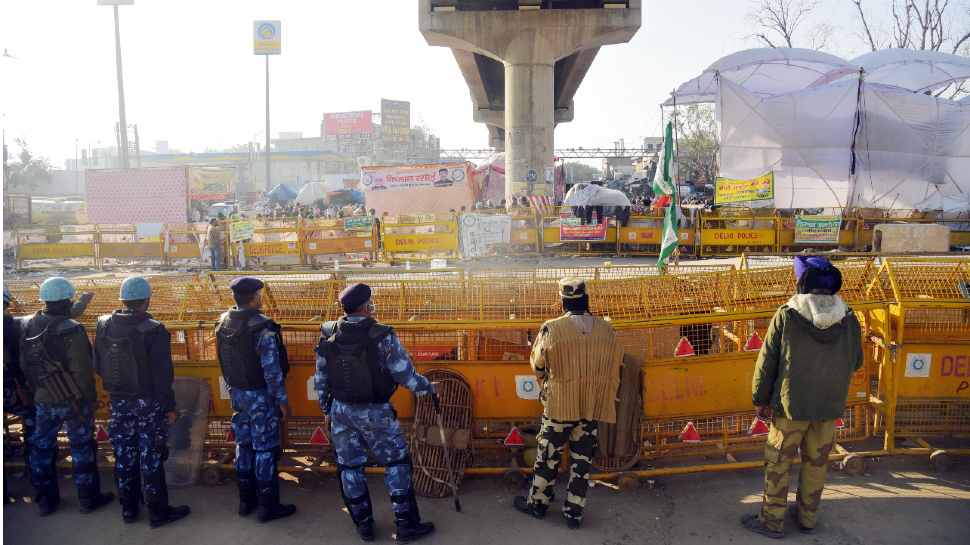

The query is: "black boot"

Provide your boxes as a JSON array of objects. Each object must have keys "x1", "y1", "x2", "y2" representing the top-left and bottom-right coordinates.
[
  {"x1": 394, "y1": 517, "x2": 436, "y2": 544},
  {"x1": 78, "y1": 468, "x2": 114, "y2": 514},
  {"x1": 121, "y1": 495, "x2": 142, "y2": 523},
  {"x1": 146, "y1": 473, "x2": 190, "y2": 528},
  {"x1": 514, "y1": 496, "x2": 547, "y2": 519},
  {"x1": 237, "y1": 471, "x2": 258, "y2": 517},
  {"x1": 256, "y1": 478, "x2": 296, "y2": 523},
  {"x1": 36, "y1": 483, "x2": 61, "y2": 517},
  {"x1": 356, "y1": 517, "x2": 375, "y2": 542}
]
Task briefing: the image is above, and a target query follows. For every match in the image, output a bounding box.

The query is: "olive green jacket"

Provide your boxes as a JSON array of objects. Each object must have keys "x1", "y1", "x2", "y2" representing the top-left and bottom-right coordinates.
[
  {"x1": 752, "y1": 295, "x2": 864, "y2": 422},
  {"x1": 19, "y1": 311, "x2": 98, "y2": 405}
]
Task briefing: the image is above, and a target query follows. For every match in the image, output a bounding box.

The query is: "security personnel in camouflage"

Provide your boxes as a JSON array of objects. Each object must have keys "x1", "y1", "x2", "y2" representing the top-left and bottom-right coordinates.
[
  {"x1": 92, "y1": 276, "x2": 190, "y2": 527},
  {"x1": 19, "y1": 277, "x2": 114, "y2": 516},
  {"x1": 4, "y1": 282, "x2": 34, "y2": 501},
  {"x1": 742, "y1": 256, "x2": 863, "y2": 538},
  {"x1": 314, "y1": 283, "x2": 441, "y2": 543},
  {"x1": 514, "y1": 278, "x2": 624, "y2": 529},
  {"x1": 215, "y1": 277, "x2": 295, "y2": 522}
]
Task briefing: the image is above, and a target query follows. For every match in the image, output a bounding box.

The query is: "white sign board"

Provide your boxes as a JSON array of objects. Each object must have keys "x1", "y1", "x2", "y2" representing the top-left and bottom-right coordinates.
[
  {"x1": 459, "y1": 214, "x2": 511, "y2": 258},
  {"x1": 254, "y1": 20, "x2": 281, "y2": 55},
  {"x1": 515, "y1": 375, "x2": 541, "y2": 400},
  {"x1": 307, "y1": 377, "x2": 318, "y2": 400},
  {"x1": 218, "y1": 377, "x2": 230, "y2": 399},
  {"x1": 905, "y1": 353, "x2": 932, "y2": 378}
]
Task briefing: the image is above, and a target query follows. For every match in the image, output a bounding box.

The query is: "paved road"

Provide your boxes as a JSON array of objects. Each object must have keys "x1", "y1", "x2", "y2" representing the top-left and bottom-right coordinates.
[{"x1": 5, "y1": 445, "x2": 968, "y2": 544}]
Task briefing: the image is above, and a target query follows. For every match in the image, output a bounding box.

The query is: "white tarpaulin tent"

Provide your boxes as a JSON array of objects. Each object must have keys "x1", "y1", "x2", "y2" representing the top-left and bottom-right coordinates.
[
  {"x1": 853, "y1": 83, "x2": 970, "y2": 209},
  {"x1": 295, "y1": 182, "x2": 337, "y2": 206},
  {"x1": 666, "y1": 48, "x2": 858, "y2": 106},
  {"x1": 716, "y1": 78, "x2": 858, "y2": 208},
  {"x1": 671, "y1": 48, "x2": 970, "y2": 210}
]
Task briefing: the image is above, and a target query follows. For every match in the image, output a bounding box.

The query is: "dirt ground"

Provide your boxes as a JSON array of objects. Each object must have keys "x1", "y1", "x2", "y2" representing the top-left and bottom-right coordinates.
[{"x1": 5, "y1": 441, "x2": 969, "y2": 545}]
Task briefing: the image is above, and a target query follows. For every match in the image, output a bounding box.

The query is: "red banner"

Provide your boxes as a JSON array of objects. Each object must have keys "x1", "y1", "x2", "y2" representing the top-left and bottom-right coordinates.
[{"x1": 323, "y1": 111, "x2": 373, "y2": 141}]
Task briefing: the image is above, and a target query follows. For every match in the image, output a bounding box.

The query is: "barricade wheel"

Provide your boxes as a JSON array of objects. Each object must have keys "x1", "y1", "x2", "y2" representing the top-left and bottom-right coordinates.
[
  {"x1": 929, "y1": 450, "x2": 952, "y2": 473},
  {"x1": 617, "y1": 472, "x2": 639, "y2": 493},
  {"x1": 842, "y1": 454, "x2": 865, "y2": 476},
  {"x1": 504, "y1": 469, "x2": 526, "y2": 490},
  {"x1": 200, "y1": 466, "x2": 222, "y2": 487},
  {"x1": 299, "y1": 469, "x2": 320, "y2": 489}
]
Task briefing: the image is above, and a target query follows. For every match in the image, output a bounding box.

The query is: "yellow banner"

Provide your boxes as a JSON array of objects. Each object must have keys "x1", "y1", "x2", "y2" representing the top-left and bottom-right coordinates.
[
  {"x1": 700, "y1": 229, "x2": 776, "y2": 245},
  {"x1": 383, "y1": 232, "x2": 458, "y2": 253},
  {"x1": 19, "y1": 243, "x2": 96, "y2": 259},
  {"x1": 715, "y1": 172, "x2": 774, "y2": 204},
  {"x1": 243, "y1": 241, "x2": 300, "y2": 257}
]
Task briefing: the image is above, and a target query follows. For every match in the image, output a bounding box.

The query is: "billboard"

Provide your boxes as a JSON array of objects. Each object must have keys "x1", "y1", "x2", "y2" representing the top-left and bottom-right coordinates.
[
  {"x1": 187, "y1": 167, "x2": 236, "y2": 199},
  {"x1": 360, "y1": 163, "x2": 468, "y2": 191},
  {"x1": 381, "y1": 99, "x2": 410, "y2": 144},
  {"x1": 323, "y1": 111, "x2": 373, "y2": 141},
  {"x1": 254, "y1": 21, "x2": 281, "y2": 55}
]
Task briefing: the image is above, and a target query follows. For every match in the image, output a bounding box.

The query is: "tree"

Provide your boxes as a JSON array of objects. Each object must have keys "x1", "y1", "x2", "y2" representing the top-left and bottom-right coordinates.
[
  {"x1": 851, "y1": 0, "x2": 970, "y2": 97},
  {"x1": 6, "y1": 137, "x2": 54, "y2": 190},
  {"x1": 746, "y1": 0, "x2": 835, "y2": 51},
  {"x1": 204, "y1": 142, "x2": 251, "y2": 154},
  {"x1": 562, "y1": 162, "x2": 601, "y2": 184},
  {"x1": 671, "y1": 105, "x2": 719, "y2": 186}
]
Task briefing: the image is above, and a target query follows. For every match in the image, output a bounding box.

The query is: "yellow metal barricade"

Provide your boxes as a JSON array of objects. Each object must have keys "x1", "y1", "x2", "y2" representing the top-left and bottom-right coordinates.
[
  {"x1": 466, "y1": 264, "x2": 735, "y2": 280},
  {"x1": 617, "y1": 212, "x2": 697, "y2": 257},
  {"x1": 699, "y1": 208, "x2": 779, "y2": 257},
  {"x1": 96, "y1": 223, "x2": 164, "y2": 268},
  {"x1": 228, "y1": 217, "x2": 302, "y2": 268},
  {"x1": 460, "y1": 209, "x2": 541, "y2": 258},
  {"x1": 380, "y1": 213, "x2": 458, "y2": 262},
  {"x1": 299, "y1": 217, "x2": 379, "y2": 266},
  {"x1": 776, "y1": 208, "x2": 860, "y2": 252},
  {"x1": 858, "y1": 210, "x2": 970, "y2": 251},
  {"x1": 868, "y1": 258, "x2": 970, "y2": 468},
  {"x1": 14, "y1": 224, "x2": 99, "y2": 270},
  {"x1": 163, "y1": 222, "x2": 207, "y2": 268},
  {"x1": 541, "y1": 206, "x2": 618, "y2": 256}
]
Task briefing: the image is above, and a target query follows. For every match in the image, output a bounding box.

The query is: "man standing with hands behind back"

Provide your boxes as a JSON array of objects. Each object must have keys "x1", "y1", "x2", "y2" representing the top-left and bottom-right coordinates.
[
  {"x1": 742, "y1": 256, "x2": 864, "y2": 538},
  {"x1": 215, "y1": 277, "x2": 294, "y2": 523},
  {"x1": 314, "y1": 283, "x2": 442, "y2": 543}
]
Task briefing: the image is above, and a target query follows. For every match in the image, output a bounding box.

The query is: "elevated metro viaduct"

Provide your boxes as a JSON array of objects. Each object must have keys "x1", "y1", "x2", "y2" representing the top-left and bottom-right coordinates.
[{"x1": 420, "y1": 0, "x2": 640, "y2": 197}]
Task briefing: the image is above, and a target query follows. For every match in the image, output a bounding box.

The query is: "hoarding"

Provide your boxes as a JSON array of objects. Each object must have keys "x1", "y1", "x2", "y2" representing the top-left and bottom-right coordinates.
[
  {"x1": 360, "y1": 163, "x2": 468, "y2": 191},
  {"x1": 794, "y1": 215, "x2": 842, "y2": 244},
  {"x1": 188, "y1": 167, "x2": 235, "y2": 199},
  {"x1": 714, "y1": 172, "x2": 774, "y2": 205},
  {"x1": 323, "y1": 111, "x2": 373, "y2": 141},
  {"x1": 381, "y1": 99, "x2": 410, "y2": 144}
]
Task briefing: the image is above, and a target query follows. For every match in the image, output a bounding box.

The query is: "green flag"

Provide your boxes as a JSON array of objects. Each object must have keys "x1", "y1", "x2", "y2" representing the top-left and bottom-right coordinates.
[
  {"x1": 658, "y1": 200, "x2": 679, "y2": 272},
  {"x1": 653, "y1": 121, "x2": 674, "y2": 197}
]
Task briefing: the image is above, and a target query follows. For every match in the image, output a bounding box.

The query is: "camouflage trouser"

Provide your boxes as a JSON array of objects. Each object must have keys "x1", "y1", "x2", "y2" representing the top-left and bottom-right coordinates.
[
  {"x1": 230, "y1": 388, "x2": 282, "y2": 496},
  {"x1": 526, "y1": 415, "x2": 598, "y2": 523},
  {"x1": 331, "y1": 400, "x2": 414, "y2": 522},
  {"x1": 759, "y1": 416, "x2": 836, "y2": 532},
  {"x1": 108, "y1": 398, "x2": 169, "y2": 502},
  {"x1": 31, "y1": 404, "x2": 98, "y2": 500}
]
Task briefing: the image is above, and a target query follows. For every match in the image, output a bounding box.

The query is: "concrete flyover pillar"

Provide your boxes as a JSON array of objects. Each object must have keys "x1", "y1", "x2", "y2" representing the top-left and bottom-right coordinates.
[{"x1": 420, "y1": 1, "x2": 640, "y2": 199}]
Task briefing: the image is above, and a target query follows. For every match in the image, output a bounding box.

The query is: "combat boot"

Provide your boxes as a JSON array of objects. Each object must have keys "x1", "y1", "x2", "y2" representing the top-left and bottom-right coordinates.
[
  {"x1": 256, "y1": 478, "x2": 296, "y2": 523},
  {"x1": 394, "y1": 517, "x2": 436, "y2": 544},
  {"x1": 77, "y1": 454, "x2": 114, "y2": 514},
  {"x1": 121, "y1": 497, "x2": 140, "y2": 523},
  {"x1": 513, "y1": 496, "x2": 547, "y2": 519},
  {"x1": 148, "y1": 503, "x2": 191, "y2": 528},
  {"x1": 37, "y1": 495, "x2": 60, "y2": 517},
  {"x1": 356, "y1": 517, "x2": 375, "y2": 542},
  {"x1": 237, "y1": 471, "x2": 259, "y2": 516},
  {"x1": 79, "y1": 491, "x2": 115, "y2": 514}
]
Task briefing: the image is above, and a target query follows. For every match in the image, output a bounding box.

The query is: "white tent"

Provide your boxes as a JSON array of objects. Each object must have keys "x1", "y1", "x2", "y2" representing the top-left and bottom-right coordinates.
[
  {"x1": 666, "y1": 48, "x2": 857, "y2": 106},
  {"x1": 849, "y1": 49, "x2": 970, "y2": 93},
  {"x1": 295, "y1": 181, "x2": 337, "y2": 206}
]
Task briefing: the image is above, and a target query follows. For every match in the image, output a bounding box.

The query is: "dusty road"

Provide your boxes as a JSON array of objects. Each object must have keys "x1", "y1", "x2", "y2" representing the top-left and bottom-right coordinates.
[{"x1": 5, "y1": 446, "x2": 968, "y2": 545}]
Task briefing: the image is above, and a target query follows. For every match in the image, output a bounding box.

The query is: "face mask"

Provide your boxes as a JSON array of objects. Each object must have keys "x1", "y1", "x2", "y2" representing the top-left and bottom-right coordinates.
[{"x1": 368, "y1": 303, "x2": 377, "y2": 314}]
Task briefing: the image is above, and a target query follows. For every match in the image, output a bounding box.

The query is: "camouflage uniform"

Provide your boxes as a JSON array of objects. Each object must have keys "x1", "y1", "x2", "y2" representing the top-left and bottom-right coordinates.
[
  {"x1": 314, "y1": 320, "x2": 433, "y2": 522},
  {"x1": 759, "y1": 417, "x2": 836, "y2": 532},
  {"x1": 31, "y1": 404, "x2": 98, "y2": 499},
  {"x1": 526, "y1": 416, "x2": 598, "y2": 523},
  {"x1": 108, "y1": 399, "x2": 169, "y2": 502},
  {"x1": 231, "y1": 330, "x2": 288, "y2": 498}
]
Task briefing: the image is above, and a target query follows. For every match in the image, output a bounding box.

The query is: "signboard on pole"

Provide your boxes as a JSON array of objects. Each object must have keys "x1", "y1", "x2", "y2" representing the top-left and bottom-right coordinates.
[
  {"x1": 229, "y1": 220, "x2": 258, "y2": 242},
  {"x1": 323, "y1": 111, "x2": 373, "y2": 141},
  {"x1": 714, "y1": 172, "x2": 774, "y2": 205},
  {"x1": 794, "y1": 215, "x2": 842, "y2": 244},
  {"x1": 253, "y1": 21, "x2": 281, "y2": 55},
  {"x1": 381, "y1": 99, "x2": 410, "y2": 144}
]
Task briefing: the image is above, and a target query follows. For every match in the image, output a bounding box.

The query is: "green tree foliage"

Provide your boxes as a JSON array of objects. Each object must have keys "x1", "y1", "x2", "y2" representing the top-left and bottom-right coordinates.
[
  {"x1": 562, "y1": 162, "x2": 602, "y2": 184},
  {"x1": 6, "y1": 137, "x2": 54, "y2": 190},
  {"x1": 671, "y1": 105, "x2": 718, "y2": 184},
  {"x1": 204, "y1": 142, "x2": 250, "y2": 153}
]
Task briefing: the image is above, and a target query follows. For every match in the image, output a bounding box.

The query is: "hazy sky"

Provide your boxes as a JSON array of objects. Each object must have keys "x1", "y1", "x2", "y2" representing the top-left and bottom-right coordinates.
[{"x1": 3, "y1": 0, "x2": 863, "y2": 167}]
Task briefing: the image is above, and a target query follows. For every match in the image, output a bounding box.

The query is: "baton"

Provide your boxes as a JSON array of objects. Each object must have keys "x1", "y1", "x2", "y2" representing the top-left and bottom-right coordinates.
[{"x1": 432, "y1": 393, "x2": 461, "y2": 512}]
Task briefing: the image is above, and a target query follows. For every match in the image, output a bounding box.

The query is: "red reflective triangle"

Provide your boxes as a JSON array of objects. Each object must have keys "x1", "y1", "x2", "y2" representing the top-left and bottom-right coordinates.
[
  {"x1": 310, "y1": 427, "x2": 330, "y2": 445},
  {"x1": 750, "y1": 418, "x2": 771, "y2": 437},
  {"x1": 680, "y1": 246, "x2": 688, "y2": 252},
  {"x1": 96, "y1": 425, "x2": 110, "y2": 442},
  {"x1": 504, "y1": 427, "x2": 524, "y2": 446},
  {"x1": 226, "y1": 429, "x2": 235, "y2": 442},
  {"x1": 679, "y1": 422, "x2": 700, "y2": 442},
  {"x1": 674, "y1": 337, "x2": 695, "y2": 357},
  {"x1": 745, "y1": 331, "x2": 764, "y2": 352},
  {"x1": 835, "y1": 418, "x2": 845, "y2": 430}
]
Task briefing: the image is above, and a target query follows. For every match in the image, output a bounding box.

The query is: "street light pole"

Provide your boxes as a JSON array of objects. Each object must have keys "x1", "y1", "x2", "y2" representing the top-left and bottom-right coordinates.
[
  {"x1": 265, "y1": 55, "x2": 270, "y2": 192},
  {"x1": 111, "y1": 3, "x2": 130, "y2": 169},
  {"x1": 75, "y1": 139, "x2": 79, "y2": 195}
]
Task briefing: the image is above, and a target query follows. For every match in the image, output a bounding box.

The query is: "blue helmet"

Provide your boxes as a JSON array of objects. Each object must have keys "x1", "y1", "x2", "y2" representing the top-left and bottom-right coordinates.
[
  {"x1": 119, "y1": 276, "x2": 153, "y2": 301},
  {"x1": 39, "y1": 277, "x2": 77, "y2": 302},
  {"x1": 3, "y1": 282, "x2": 10, "y2": 306}
]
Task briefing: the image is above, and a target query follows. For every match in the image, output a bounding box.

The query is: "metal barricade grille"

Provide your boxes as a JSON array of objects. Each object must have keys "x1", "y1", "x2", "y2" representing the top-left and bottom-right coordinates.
[{"x1": 891, "y1": 399, "x2": 970, "y2": 437}]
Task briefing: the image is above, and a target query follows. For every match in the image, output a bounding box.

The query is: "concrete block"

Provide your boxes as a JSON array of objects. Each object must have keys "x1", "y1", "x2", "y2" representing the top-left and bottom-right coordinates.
[{"x1": 872, "y1": 223, "x2": 950, "y2": 252}]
